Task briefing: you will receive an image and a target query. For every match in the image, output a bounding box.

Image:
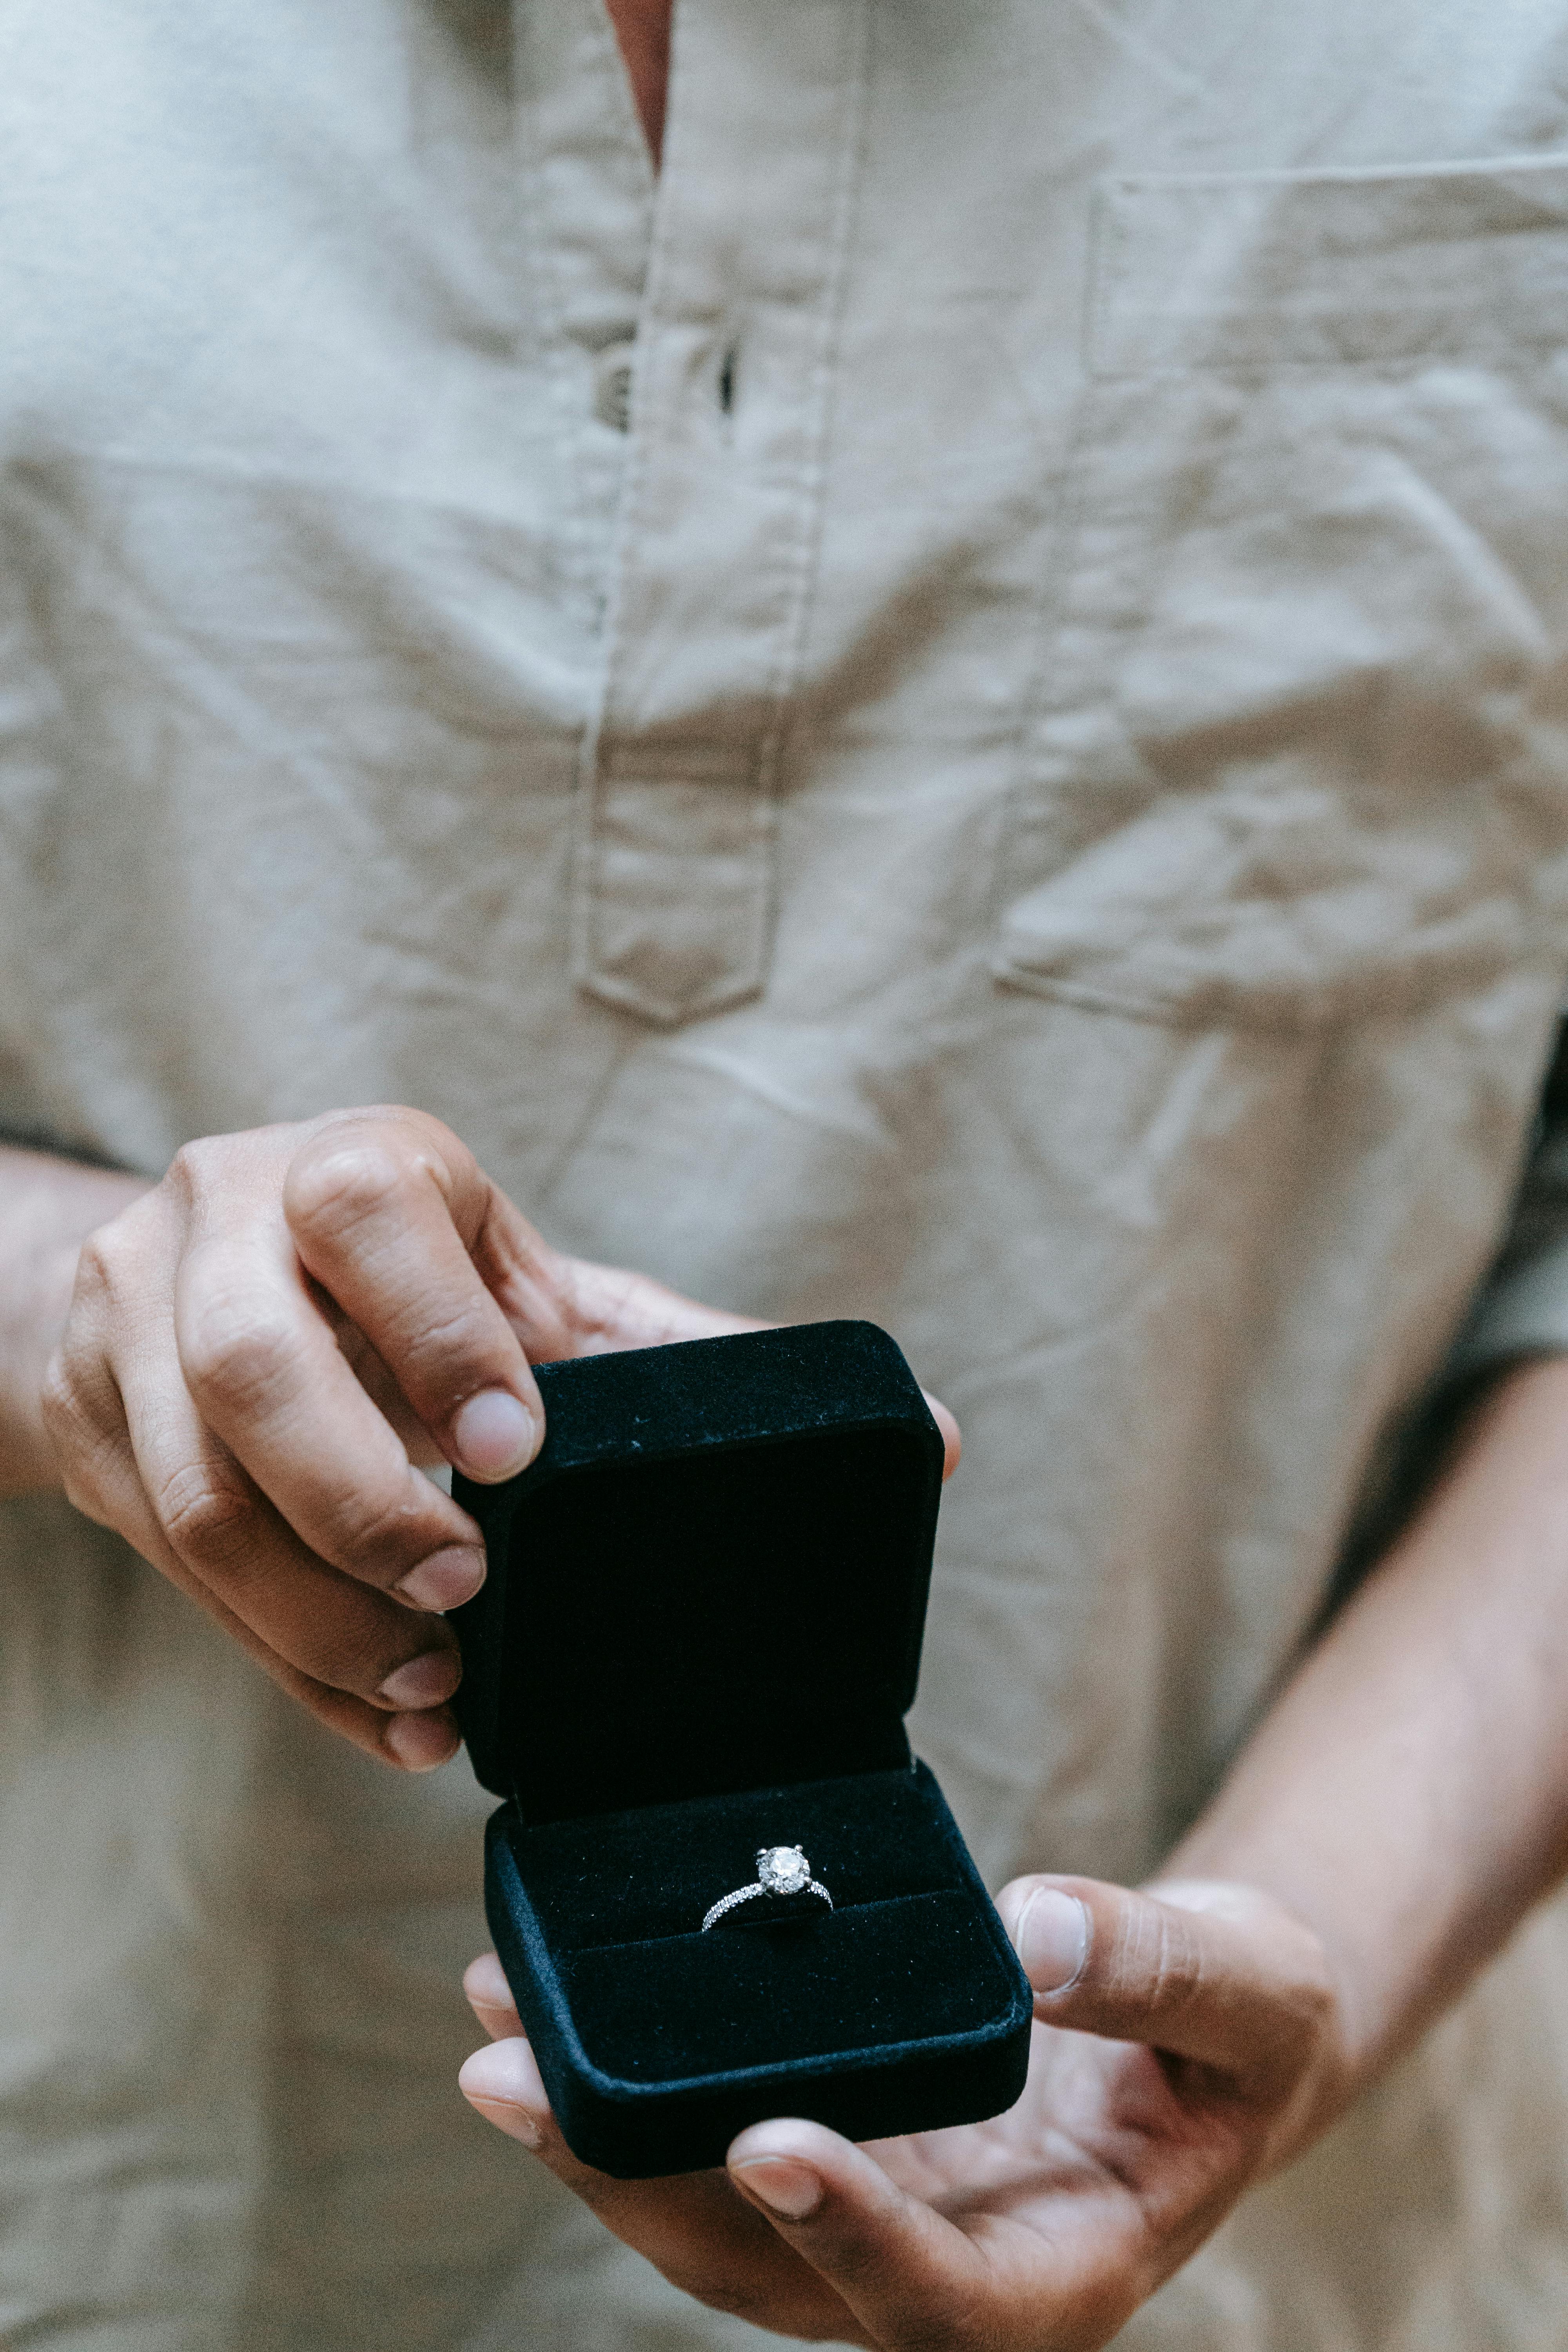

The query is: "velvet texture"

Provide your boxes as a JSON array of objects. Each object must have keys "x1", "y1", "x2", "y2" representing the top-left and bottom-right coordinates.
[
  {"x1": 486, "y1": 1762, "x2": 1031, "y2": 2175},
  {"x1": 453, "y1": 1323, "x2": 943, "y2": 1815},
  {"x1": 454, "y1": 1323, "x2": 1032, "y2": 2177}
]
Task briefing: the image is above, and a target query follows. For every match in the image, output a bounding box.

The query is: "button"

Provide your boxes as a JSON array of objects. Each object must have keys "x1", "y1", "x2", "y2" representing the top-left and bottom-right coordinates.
[{"x1": 594, "y1": 341, "x2": 635, "y2": 432}]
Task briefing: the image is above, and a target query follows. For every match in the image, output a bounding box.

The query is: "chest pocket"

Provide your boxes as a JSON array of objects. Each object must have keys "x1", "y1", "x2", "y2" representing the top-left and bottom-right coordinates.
[{"x1": 995, "y1": 160, "x2": 1568, "y2": 1032}]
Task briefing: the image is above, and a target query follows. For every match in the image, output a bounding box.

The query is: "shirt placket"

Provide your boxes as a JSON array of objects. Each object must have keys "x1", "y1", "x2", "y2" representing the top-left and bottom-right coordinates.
[
  {"x1": 514, "y1": 0, "x2": 657, "y2": 626},
  {"x1": 572, "y1": 0, "x2": 870, "y2": 1026}
]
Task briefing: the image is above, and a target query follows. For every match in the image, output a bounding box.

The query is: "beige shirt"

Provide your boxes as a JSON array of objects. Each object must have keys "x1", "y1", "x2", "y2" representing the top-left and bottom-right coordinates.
[{"x1": 8, "y1": 1, "x2": 1568, "y2": 2344}]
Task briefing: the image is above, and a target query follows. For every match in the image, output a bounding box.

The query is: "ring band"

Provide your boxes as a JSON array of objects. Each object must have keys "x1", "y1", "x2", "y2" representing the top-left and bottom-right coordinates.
[{"x1": 701, "y1": 1844, "x2": 833, "y2": 1932}]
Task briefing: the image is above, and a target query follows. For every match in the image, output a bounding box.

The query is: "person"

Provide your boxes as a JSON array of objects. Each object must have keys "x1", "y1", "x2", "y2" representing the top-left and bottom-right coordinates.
[{"x1": 8, "y1": 0, "x2": 1568, "y2": 2345}]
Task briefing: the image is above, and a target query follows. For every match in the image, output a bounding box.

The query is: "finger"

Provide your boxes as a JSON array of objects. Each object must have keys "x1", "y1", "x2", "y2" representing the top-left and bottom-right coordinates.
[
  {"x1": 174, "y1": 1218, "x2": 489, "y2": 1612},
  {"x1": 463, "y1": 1952, "x2": 523, "y2": 2041},
  {"x1": 543, "y1": 1254, "x2": 964, "y2": 1477},
  {"x1": 728, "y1": 2118, "x2": 1000, "y2": 2351},
  {"x1": 55, "y1": 1248, "x2": 471, "y2": 1712},
  {"x1": 532, "y1": 1251, "x2": 767, "y2": 1361},
  {"x1": 922, "y1": 1392, "x2": 962, "y2": 1481},
  {"x1": 459, "y1": 2034, "x2": 552, "y2": 2147},
  {"x1": 49, "y1": 1350, "x2": 456, "y2": 1769},
  {"x1": 996, "y1": 1874, "x2": 1332, "y2": 2092},
  {"x1": 460, "y1": 2041, "x2": 835, "y2": 2330},
  {"x1": 129, "y1": 1348, "x2": 466, "y2": 1707},
  {"x1": 281, "y1": 1110, "x2": 544, "y2": 1482},
  {"x1": 330, "y1": 1318, "x2": 448, "y2": 1466}
]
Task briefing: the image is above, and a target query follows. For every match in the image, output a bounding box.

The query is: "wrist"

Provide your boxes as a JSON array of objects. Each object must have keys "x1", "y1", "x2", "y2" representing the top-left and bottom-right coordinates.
[{"x1": 0, "y1": 1152, "x2": 148, "y2": 1496}]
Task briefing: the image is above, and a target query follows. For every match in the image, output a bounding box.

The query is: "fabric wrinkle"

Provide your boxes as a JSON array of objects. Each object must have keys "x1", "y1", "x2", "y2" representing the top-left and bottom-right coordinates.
[{"x1": 8, "y1": 3, "x2": 1568, "y2": 2346}]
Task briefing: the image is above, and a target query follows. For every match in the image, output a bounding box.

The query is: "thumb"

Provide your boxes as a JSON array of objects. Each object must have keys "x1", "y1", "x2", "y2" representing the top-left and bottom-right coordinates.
[
  {"x1": 995, "y1": 1874, "x2": 1334, "y2": 2095},
  {"x1": 728, "y1": 2117, "x2": 1001, "y2": 2350}
]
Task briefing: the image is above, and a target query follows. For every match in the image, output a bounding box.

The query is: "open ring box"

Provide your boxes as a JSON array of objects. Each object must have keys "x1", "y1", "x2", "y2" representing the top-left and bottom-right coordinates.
[{"x1": 452, "y1": 1320, "x2": 1032, "y2": 2178}]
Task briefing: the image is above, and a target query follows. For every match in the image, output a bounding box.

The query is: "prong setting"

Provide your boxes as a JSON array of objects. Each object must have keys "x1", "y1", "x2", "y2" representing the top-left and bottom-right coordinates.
[{"x1": 701, "y1": 1843, "x2": 835, "y2": 1931}]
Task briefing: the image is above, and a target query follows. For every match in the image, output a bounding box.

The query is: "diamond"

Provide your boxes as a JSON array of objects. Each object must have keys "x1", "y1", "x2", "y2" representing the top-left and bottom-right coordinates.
[{"x1": 758, "y1": 1845, "x2": 810, "y2": 1893}]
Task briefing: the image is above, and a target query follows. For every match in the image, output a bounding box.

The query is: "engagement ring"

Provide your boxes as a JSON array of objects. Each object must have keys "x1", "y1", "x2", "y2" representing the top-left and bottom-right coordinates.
[{"x1": 701, "y1": 1845, "x2": 834, "y2": 1932}]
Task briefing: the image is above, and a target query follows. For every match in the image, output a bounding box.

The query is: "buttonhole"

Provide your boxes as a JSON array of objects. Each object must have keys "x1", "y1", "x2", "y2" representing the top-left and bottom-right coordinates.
[
  {"x1": 594, "y1": 344, "x2": 635, "y2": 434},
  {"x1": 717, "y1": 342, "x2": 738, "y2": 417}
]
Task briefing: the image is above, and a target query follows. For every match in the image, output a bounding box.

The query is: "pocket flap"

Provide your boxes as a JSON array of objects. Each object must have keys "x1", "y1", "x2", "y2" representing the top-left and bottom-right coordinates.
[{"x1": 1093, "y1": 159, "x2": 1568, "y2": 376}]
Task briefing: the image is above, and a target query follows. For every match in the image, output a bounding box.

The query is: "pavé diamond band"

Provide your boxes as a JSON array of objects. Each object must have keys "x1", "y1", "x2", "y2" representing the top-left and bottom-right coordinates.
[{"x1": 701, "y1": 1844, "x2": 834, "y2": 1932}]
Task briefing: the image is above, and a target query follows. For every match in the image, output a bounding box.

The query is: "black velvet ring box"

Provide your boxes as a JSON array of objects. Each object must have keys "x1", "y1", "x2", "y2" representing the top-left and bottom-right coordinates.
[{"x1": 451, "y1": 1319, "x2": 1032, "y2": 2179}]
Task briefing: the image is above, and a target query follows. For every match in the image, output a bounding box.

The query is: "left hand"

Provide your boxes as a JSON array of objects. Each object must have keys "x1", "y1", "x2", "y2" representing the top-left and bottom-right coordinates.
[{"x1": 457, "y1": 1874, "x2": 1345, "y2": 2348}]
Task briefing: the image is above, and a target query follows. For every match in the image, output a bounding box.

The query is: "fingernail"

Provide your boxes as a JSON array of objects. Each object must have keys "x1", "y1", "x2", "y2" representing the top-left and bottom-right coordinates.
[
  {"x1": 733, "y1": 2158, "x2": 824, "y2": 2220},
  {"x1": 378, "y1": 1650, "x2": 461, "y2": 1710},
  {"x1": 383, "y1": 1709, "x2": 459, "y2": 1770},
  {"x1": 458, "y1": 2042, "x2": 549, "y2": 2147},
  {"x1": 452, "y1": 1390, "x2": 536, "y2": 1480},
  {"x1": 396, "y1": 1545, "x2": 486, "y2": 1612},
  {"x1": 1015, "y1": 1889, "x2": 1089, "y2": 1993}
]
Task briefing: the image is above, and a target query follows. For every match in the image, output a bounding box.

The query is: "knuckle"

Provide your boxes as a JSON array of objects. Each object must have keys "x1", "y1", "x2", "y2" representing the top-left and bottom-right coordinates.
[
  {"x1": 71, "y1": 1225, "x2": 128, "y2": 1309},
  {"x1": 318, "y1": 1478, "x2": 435, "y2": 1573},
  {"x1": 394, "y1": 1298, "x2": 503, "y2": 1390},
  {"x1": 181, "y1": 1291, "x2": 298, "y2": 1418},
  {"x1": 1299, "y1": 1966, "x2": 1336, "y2": 2038},
  {"x1": 1276, "y1": 1959, "x2": 1337, "y2": 2078},
  {"x1": 166, "y1": 1135, "x2": 226, "y2": 1207},
  {"x1": 1140, "y1": 1909, "x2": 1205, "y2": 2022},
  {"x1": 61, "y1": 1196, "x2": 167, "y2": 1330},
  {"x1": 44, "y1": 1400, "x2": 123, "y2": 1528},
  {"x1": 39, "y1": 1350, "x2": 89, "y2": 1449},
  {"x1": 71, "y1": 1229, "x2": 109, "y2": 1296},
  {"x1": 338, "y1": 1599, "x2": 452, "y2": 1699},
  {"x1": 318, "y1": 1621, "x2": 407, "y2": 1697},
  {"x1": 154, "y1": 1459, "x2": 259, "y2": 1568},
  {"x1": 40, "y1": 1347, "x2": 114, "y2": 1467},
  {"x1": 284, "y1": 1135, "x2": 416, "y2": 1242},
  {"x1": 244, "y1": 1577, "x2": 394, "y2": 1692}
]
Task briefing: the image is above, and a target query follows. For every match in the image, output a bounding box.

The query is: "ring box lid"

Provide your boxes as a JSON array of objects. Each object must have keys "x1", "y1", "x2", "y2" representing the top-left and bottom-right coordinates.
[{"x1": 452, "y1": 1321, "x2": 946, "y2": 1824}]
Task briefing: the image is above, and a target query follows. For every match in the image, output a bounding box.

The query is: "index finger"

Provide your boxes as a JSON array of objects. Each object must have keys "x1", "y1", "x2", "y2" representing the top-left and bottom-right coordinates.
[
  {"x1": 174, "y1": 1218, "x2": 492, "y2": 1608},
  {"x1": 282, "y1": 1108, "x2": 545, "y2": 1481}
]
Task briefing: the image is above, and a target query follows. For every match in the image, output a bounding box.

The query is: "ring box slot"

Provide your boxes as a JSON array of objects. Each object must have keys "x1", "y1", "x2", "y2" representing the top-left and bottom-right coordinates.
[{"x1": 454, "y1": 1321, "x2": 1033, "y2": 2178}]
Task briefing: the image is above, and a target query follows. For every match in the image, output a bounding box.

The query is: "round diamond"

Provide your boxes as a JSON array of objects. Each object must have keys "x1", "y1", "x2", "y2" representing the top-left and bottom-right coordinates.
[{"x1": 759, "y1": 1846, "x2": 810, "y2": 1893}]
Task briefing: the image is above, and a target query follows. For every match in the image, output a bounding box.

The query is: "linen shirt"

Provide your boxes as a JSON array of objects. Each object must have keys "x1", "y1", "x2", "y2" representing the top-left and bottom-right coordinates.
[{"x1": 8, "y1": 2, "x2": 1568, "y2": 2345}]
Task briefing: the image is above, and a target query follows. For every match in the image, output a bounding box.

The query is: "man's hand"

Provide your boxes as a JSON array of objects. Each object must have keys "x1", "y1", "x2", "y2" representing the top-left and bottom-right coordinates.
[
  {"x1": 36, "y1": 1106, "x2": 787, "y2": 1769},
  {"x1": 449, "y1": 1358, "x2": 1568, "y2": 2337},
  {"x1": 456, "y1": 1876, "x2": 1343, "y2": 2348}
]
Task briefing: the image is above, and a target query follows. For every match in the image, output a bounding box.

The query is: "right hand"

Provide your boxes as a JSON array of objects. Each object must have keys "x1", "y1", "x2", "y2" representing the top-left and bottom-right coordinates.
[
  {"x1": 40, "y1": 1106, "x2": 781, "y2": 1768},
  {"x1": 458, "y1": 1878, "x2": 1341, "y2": 2350}
]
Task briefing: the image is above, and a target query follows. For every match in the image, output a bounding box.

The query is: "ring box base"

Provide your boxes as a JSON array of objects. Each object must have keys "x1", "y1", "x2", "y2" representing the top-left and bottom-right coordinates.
[{"x1": 484, "y1": 1759, "x2": 1031, "y2": 2177}]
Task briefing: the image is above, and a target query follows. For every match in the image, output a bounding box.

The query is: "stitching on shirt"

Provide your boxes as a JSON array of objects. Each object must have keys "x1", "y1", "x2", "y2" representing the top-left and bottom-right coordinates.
[
  {"x1": 1088, "y1": 156, "x2": 1568, "y2": 378},
  {"x1": 755, "y1": 0, "x2": 872, "y2": 750},
  {"x1": 990, "y1": 165, "x2": 1568, "y2": 1029},
  {"x1": 566, "y1": 0, "x2": 690, "y2": 1021},
  {"x1": 570, "y1": 0, "x2": 874, "y2": 1026},
  {"x1": 510, "y1": 0, "x2": 644, "y2": 636}
]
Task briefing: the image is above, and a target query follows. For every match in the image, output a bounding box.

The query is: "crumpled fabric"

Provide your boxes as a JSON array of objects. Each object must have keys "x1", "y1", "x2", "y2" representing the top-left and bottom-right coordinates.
[{"x1": 8, "y1": 0, "x2": 1568, "y2": 2345}]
